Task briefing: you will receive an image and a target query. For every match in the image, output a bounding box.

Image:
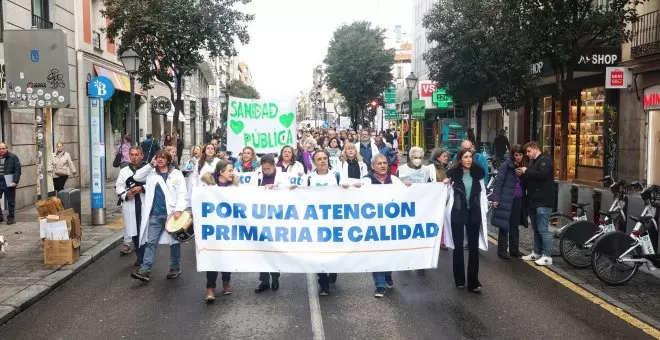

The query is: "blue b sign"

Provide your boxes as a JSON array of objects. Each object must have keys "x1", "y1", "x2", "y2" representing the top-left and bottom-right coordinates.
[{"x1": 88, "y1": 76, "x2": 115, "y2": 101}]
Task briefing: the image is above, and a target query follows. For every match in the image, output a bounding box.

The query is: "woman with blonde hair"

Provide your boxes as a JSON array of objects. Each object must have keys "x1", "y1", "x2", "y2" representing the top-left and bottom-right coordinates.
[
  {"x1": 51, "y1": 142, "x2": 77, "y2": 192},
  {"x1": 233, "y1": 146, "x2": 260, "y2": 173},
  {"x1": 339, "y1": 142, "x2": 368, "y2": 187}
]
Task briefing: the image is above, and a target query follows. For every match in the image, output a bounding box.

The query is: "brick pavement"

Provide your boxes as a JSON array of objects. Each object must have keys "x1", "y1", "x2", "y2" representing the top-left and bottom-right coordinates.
[{"x1": 0, "y1": 183, "x2": 123, "y2": 324}]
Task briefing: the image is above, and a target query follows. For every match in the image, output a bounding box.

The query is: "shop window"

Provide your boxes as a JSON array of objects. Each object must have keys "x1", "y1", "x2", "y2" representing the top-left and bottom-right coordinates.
[
  {"x1": 541, "y1": 97, "x2": 552, "y2": 155},
  {"x1": 579, "y1": 87, "x2": 605, "y2": 167},
  {"x1": 553, "y1": 99, "x2": 578, "y2": 180}
]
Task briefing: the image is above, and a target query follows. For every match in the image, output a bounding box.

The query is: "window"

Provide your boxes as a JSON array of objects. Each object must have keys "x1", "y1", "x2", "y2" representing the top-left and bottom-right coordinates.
[
  {"x1": 32, "y1": 0, "x2": 49, "y2": 20},
  {"x1": 397, "y1": 65, "x2": 403, "y2": 79}
]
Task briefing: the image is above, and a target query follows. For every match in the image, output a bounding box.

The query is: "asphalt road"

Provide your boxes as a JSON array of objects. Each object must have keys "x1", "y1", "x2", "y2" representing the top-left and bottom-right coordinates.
[{"x1": 0, "y1": 241, "x2": 653, "y2": 340}]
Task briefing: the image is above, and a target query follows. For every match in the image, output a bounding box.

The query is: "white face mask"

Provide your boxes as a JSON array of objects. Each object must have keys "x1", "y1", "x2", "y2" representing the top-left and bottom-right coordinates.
[{"x1": 411, "y1": 159, "x2": 422, "y2": 167}]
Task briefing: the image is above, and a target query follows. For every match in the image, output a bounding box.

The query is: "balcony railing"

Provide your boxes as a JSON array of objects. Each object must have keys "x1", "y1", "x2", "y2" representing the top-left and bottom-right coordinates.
[
  {"x1": 632, "y1": 9, "x2": 660, "y2": 59},
  {"x1": 92, "y1": 30, "x2": 102, "y2": 50},
  {"x1": 31, "y1": 14, "x2": 53, "y2": 29}
]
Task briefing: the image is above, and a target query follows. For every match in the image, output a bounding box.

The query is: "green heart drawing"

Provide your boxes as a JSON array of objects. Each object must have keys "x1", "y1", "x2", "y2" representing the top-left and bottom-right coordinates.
[
  {"x1": 279, "y1": 112, "x2": 295, "y2": 129},
  {"x1": 230, "y1": 120, "x2": 244, "y2": 135}
]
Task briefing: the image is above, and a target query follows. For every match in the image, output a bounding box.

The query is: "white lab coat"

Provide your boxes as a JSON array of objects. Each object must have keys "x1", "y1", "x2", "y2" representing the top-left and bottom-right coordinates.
[
  {"x1": 339, "y1": 160, "x2": 369, "y2": 185},
  {"x1": 183, "y1": 157, "x2": 198, "y2": 207},
  {"x1": 278, "y1": 161, "x2": 305, "y2": 175},
  {"x1": 133, "y1": 165, "x2": 188, "y2": 246},
  {"x1": 115, "y1": 165, "x2": 146, "y2": 243},
  {"x1": 195, "y1": 158, "x2": 220, "y2": 187},
  {"x1": 397, "y1": 164, "x2": 437, "y2": 183},
  {"x1": 443, "y1": 181, "x2": 489, "y2": 251}
]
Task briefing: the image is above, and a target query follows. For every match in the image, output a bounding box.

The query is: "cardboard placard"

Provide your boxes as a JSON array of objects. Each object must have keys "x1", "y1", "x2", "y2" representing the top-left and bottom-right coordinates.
[{"x1": 43, "y1": 239, "x2": 80, "y2": 265}]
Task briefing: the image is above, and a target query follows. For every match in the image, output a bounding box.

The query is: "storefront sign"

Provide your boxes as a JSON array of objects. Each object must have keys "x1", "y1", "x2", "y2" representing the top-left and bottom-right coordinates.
[
  {"x1": 3, "y1": 30, "x2": 70, "y2": 109},
  {"x1": 432, "y1": 88, "x2": 453, "y2": 108},
  {"x1": 412, "y1": 99, "x2": 426, "y2": 120},
  {"x1": 419, "y1": 81, "x2": 437, "y2": 98},
  {"x1": 605, "y1": 67, "x2": 631, "y2": 89},
  {"x1": 152, "y1": 96, "x2": 172, "y2": 115},
  {"x1": 532, "y1": 47, "x2": 622, "y2": 77},
  {"x1": 643, "y1": 85, "x2": 660, "y2": 111}
]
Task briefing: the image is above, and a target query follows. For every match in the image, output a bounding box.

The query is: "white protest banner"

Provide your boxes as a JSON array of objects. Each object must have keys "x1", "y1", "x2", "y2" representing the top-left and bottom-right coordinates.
[
  {"x1": 236, "y1": 172, "x2": 258, "y2": 186},
  {"x1": 227, "y1": 96, "x2": 296, "y2": 154},
  {"x1": 329, "y1": 156, "x2": 341, "y2": 173},
  {"x1": 192, "y1": 183, "x2": 447, "y2": 273},
  {"x1": 281, "y1": 173, "x2": 308, "y2": 187}
]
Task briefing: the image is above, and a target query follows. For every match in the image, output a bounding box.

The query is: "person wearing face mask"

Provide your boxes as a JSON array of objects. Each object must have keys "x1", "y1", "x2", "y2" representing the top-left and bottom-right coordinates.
[
  {"x1": 358, "y1": 130, "x2": 379, "y2": 172},
  {"x1": 396, "y1": 147, "x2": 434, "y2": 184}
]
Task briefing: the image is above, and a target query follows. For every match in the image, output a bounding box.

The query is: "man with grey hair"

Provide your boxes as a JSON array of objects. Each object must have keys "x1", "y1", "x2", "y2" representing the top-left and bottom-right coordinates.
[
  {"x1": 397, "y1": 146, "x2": 434, "y2": 183},
  {"x1": 0, "y1": 143, "x2": 21, "y2": 225}
]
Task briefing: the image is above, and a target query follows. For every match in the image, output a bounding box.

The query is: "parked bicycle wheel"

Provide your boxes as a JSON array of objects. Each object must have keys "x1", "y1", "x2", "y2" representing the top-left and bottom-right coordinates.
[
  {"x1": 591, "y1": 232, "x2": 641, "y2": 286},
  {"x1": 559, "y1": 228, "x2": 593, "y2": 268},
  {"x1": 549, "y1": 213, "x2": 573, "y2": 238}
]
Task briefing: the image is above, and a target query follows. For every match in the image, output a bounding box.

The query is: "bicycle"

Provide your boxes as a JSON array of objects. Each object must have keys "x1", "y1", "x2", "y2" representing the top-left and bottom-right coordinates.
[
  {"x1": 590, "y1": 185, "x2": 660, "y2": 285},
  {"x1": 558, "y1": 177, "x2": 639, "y2": 268}
]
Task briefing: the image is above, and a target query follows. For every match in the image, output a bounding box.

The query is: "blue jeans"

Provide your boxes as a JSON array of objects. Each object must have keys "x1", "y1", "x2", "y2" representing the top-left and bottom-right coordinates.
[
  {"x1": 529, "y1": 207, "x2": 553, "y2": 257},
  {"x1": 372, "y1": 272, "x2": 393, "y2": 289},
  {"x1": 140, "y1": 215, "x2": 181, "y2": 272}
]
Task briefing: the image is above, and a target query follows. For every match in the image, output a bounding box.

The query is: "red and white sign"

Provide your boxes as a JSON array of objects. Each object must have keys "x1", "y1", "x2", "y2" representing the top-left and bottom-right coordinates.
[
  {"x1": 605, "y1": 67, "x2": 631, "y2": 89},
  {"x1": 643, "y1": 85, "x2": 660, "y2": 111},
  {"x1": 419, "y1": 80, "x2": 437, "y2": 98}
]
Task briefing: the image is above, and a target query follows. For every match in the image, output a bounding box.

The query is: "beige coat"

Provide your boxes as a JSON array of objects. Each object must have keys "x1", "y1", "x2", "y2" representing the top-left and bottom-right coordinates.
[{"x1": 52, "y1": 152, "x2": 77, "y2": 178}]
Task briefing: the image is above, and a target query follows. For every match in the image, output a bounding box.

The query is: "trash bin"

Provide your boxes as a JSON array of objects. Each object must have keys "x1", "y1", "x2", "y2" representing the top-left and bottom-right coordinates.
[{"x1": 57, "y1": 188, "x2": 81, "y2": 217}]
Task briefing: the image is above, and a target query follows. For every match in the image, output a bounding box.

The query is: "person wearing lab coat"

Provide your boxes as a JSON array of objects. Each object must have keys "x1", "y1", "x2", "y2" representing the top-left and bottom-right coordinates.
[
  {"x1": 115, "y1": 147, "x2": 146, "y2": 265},
  {"x1": 130, "y1": 150, "x2": 188, "y2": 282}
]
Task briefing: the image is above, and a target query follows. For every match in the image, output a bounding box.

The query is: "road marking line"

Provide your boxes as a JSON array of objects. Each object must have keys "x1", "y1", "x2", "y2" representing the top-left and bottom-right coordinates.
[
  {"x1": 487, "y1": 235, "x2": 660, "y2": 339},
  {"x1": 306, "y1": 273, "x2": 326, "y2": 340}
]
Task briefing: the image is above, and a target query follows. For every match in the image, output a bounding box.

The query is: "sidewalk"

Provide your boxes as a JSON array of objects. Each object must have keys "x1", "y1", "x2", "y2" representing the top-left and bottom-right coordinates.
[
  {"x1": 0, "y1": 183, "x2": 124, "y2": 325},
  {"x1": 487, "y1": 224, "x2": 660, "y2": 330}
]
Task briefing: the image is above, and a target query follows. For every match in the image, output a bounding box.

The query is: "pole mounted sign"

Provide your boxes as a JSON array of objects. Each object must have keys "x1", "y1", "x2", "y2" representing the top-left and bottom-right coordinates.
[
  {"x1": 605, "y1": 67, "x2": 631, "y2": 89},
  {"x1": 3, "y1": 30, "x2": 70, "y2": 109},
  {"x1": 383, "y1": 88, "x2": 397, "y2": 120},
  {"x1": 432, "y1": 88, "x2": 453, "y2": 108},
  {"x1": 87, "y1": 76, "x2": 115, "y2": 101},
  {"x1": 152, "y1": 96, "x2": 172, "y2": 115}
]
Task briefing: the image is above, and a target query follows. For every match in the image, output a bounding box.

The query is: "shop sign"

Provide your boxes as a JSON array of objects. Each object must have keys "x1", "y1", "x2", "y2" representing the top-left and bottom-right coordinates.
[
  {"x1": 419, "y1": 81, "x2": 437, "y2": 98},
  {"x1": 412, "y1": 99, "x2": 426, "y2": 120},
  {"x1": 152, "y1": 96, "x2": 172, "y2": 115},
  {"x1": 643, "y1": 85, "x2": 660, "y2": 111},
  {"x1": 605, "y1": 67, "x2": 631, "y2": 89},
  {"x1": 432, "y1": 88, "x2": 453, "y2": 108},
  {"x1": 531, "y1": 47, "x2": 622, "y2": 77}
]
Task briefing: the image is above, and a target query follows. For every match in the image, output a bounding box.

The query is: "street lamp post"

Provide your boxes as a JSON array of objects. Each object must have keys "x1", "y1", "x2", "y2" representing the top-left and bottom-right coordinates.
[
  {"x1": 405, "y1": 72, "x2": 418, "y2": 151},
  {"x1": 119, "y1": 48, "x2": 140, "y2": 144}
]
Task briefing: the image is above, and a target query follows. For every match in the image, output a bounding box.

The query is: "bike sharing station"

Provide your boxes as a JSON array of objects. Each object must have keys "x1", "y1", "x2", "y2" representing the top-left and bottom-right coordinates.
[{"x1": 3, "y1": 29, "x2": 82, "y2": 265}]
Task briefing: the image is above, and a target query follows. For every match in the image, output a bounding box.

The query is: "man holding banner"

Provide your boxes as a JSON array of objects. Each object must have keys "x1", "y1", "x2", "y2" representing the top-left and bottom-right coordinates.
[{"x1": 361, "y1": 154, "x2": 410, "y2": 297}]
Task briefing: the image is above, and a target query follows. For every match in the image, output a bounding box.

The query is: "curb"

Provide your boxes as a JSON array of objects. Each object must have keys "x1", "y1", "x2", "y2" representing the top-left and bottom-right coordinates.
[
  {"x1": 486, "y1": 229, "x2": 660, "y2": 330},
  {"x1": 0, "y1": 231, "x2": 123, "y2": 326}
]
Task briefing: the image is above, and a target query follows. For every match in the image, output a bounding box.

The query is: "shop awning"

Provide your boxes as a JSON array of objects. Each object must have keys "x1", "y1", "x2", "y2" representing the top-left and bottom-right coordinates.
[{"x1": 93, "y1": 65, "x2": 144, "y2": 95}]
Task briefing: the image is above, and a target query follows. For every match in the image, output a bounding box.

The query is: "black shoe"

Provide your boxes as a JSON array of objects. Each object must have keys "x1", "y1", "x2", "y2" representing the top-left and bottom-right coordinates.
[
  {"x1": 271, "y1": 279, "x2": 279, "y2": 291},
  {"x1": 131, "y1": 268, "x2": 150, "y2": 282},
  {"x1": 255, "y1": 282, "x2": 270, "y2": 293},
  {"x1": 456, "y1": 284, "x2": 465, "y2": 289},
  {"x1": 0, "y1": 216, "x2": 5, "y2": 223},
  {"x1": 6, "y1": 218, "x2": 14, "y2": 225},
  {"x1": 469, "y1": 286, "x2": 483, "y2": 294},
  {"x1": 509, "y1": 251, "x2": 522, "y2": 258},
  {"x1": 134, "y1": 260, "x2": 141, "y2": 267},
  {"x1": 166, "y1": 267, "x2": 181, "y2": 279},
  {"x1": 319, "y1": 289, "x2": 329, "y2": 296},
  {"x1": 498, "y1": 252, "x2": 511, "y2": 259}
]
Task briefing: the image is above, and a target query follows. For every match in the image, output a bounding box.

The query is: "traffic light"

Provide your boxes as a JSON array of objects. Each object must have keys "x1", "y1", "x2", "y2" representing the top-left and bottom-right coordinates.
[{"x1": 370, "y1": 100, "x2": 378, "y2": 107}]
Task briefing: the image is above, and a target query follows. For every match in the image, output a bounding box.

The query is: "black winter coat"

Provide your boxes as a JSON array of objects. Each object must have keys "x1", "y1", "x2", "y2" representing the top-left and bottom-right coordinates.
[
  {"x1": 524, "y1": 153, "x2": 555, "y2": 209},
  {"x1": 447, "y1": 165, "x2": 485, "y2": 226},
  {"x1": 0, "y1": 152, "x2": 21, "y2": 185},
  {"x1": 490, "y1": 157, "x2": 528, "y2": 230}
]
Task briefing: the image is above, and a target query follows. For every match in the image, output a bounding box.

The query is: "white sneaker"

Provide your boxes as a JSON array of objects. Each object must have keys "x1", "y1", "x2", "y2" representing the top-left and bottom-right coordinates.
[
  {"x1": 535, "y1": 256, "x2": 553, "y2": 266},
  {"x1": 521, "y1": 252, "x2": 540, "y2": 261}
]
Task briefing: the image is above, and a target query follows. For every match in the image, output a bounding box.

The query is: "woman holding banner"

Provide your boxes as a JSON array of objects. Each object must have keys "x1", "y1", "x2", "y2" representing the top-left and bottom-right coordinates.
[
  {"x1": 339, "y1": 142, "x2": 368, "y2": 187},
  {"x1": 276, "y1": 146, "x2": 305, "y2": 175},
  {"x1": 360, "y1": 154, "x2": 410, "y2": 298},
  {"x1": 397, "y1": 147, "x2": 435, "y2": 184},
  {"x1": 443, "y1": 148, "x2": 487, "y2": 294},
  {"x1": 201, "y1": 160, "x2": 239, "y2": 302},
  {"x1": 234, "y1": 146, "x2": 260, "y2": 173}
]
